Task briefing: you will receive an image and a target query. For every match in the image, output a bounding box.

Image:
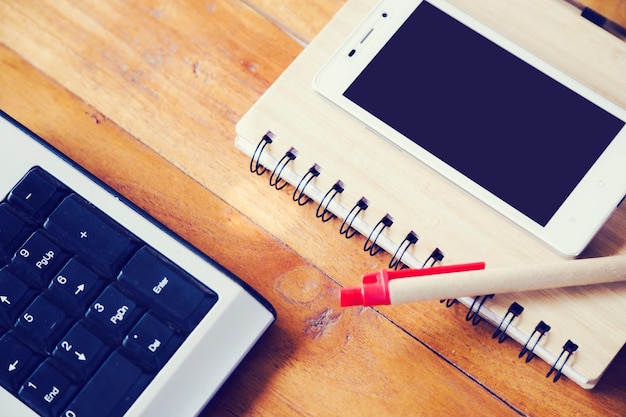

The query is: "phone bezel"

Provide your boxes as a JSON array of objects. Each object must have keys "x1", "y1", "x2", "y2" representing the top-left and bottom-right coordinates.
[{"x1": 314, "y1": 0, "x2": 626, "y2": 256}]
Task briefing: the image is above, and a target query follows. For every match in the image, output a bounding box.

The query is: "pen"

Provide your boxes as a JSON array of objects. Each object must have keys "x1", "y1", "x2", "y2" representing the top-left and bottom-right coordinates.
[{"x1": 340, "y1": 255, "x2": 626, "y2": 307}]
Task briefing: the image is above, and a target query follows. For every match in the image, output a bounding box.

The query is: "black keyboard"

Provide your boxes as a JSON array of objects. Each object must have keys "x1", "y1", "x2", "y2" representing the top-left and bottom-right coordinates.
[
  {"x1": 0, "y1": 167, "x2": 225, "y2": 417},
  {"x1": 0, "y1": 110, "x2": 274, "y2": 417}
]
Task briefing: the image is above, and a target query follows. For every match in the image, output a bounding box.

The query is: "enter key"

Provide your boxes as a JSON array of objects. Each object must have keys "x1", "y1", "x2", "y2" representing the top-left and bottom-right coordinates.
[{"x1": 117, "y1": 246, "x2": 218, "y2": 332}]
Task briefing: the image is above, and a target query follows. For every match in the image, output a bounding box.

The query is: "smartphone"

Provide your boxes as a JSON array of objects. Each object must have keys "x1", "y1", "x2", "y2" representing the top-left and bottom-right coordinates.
[{"x1": 314, "y1": 0, "x2": 626, "y2": 257}]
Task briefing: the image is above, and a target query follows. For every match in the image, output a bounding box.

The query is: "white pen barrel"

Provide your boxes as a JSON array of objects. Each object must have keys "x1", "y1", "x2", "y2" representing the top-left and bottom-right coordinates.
[{"x1": 388, "y1": 255, "x2": 626, "y2": 305}]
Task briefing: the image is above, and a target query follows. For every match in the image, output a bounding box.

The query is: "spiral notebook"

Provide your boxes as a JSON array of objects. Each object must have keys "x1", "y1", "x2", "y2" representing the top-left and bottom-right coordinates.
[{"x1": 234, "y1": 0, "x2": 626, "y2": 389}]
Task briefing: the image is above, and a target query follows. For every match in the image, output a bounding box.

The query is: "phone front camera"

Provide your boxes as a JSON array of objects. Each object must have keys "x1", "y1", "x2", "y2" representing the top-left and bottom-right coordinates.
[{"x1": 382, "y1": 12, "x2": 388, "y2": 18}]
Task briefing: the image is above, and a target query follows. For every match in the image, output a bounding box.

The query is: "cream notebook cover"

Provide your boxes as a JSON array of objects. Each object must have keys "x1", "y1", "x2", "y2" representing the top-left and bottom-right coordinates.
[{"x1": 235, "y1": 0, "x2": 626, "y2": 388}]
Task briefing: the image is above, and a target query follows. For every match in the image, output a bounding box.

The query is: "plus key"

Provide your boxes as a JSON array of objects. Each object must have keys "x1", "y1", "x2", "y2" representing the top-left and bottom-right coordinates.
[{"x1": 44, "y1": 194, "x2": 136, "y2": 275}]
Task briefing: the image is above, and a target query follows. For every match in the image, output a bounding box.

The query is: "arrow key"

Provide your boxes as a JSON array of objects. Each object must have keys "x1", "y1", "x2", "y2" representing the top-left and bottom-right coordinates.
[
  {"x1": 0, "y1": 332, "x2": 43, "y2": 393},
  {"x1": 47, "y1": 259, "x2": 105, "y2": 315},
  {"x1": 0, "y1": 268, "x2": 35, "y2": 331},
  {"x1": 19, "y1": 359, "x2": 77, "y2": 417},
  {"x1": 52, "y1": 322, "x2": 110, "y2": 382}
]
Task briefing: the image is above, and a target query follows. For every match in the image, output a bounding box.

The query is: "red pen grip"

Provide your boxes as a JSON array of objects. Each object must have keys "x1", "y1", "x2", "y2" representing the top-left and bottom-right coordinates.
[{"x1": 340, "y1": 262, "x2": 485, "y2": 307}]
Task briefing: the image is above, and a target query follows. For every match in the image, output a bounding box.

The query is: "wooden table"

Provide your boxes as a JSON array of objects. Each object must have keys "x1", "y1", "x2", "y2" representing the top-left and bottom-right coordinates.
[{"x1": 1, "y1": 0, "x2": 625, "y2": 416}]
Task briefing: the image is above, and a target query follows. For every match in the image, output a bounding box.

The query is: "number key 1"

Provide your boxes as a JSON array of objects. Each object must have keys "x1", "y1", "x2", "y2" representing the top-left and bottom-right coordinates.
[{"x1": 19, "y1": 360, "x2": 77, "y2": 417}]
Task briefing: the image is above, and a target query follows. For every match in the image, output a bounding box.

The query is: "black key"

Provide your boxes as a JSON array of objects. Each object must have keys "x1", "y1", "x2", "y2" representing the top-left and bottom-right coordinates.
[
  {"x1": 19, "y1": 360, "x2": 77, "y2": 417},
  {"x1": 123, "y1": 312, "x2": 183, "y2": 371},
  {"x1": 14, "y1": 295, "x2": 71, "y2": 354},
  {"x1": 0, "y1": 268, "x2": 35, "y2": 330},
  {"x1": 118, "y1": 246, "x2": 217, "y2": 331},
  {"x1": 52, "y1": 322, "x2": 109, "y2": 381},
  {"x1": 10, "y1": 230, "x2": 68, "y2": 288},
  {"x1": 0, "y1": 333, "x2": 42, "y2": 393},
  {"x1": 85, "y1": 285, "x2": 141, "y2": 341},
  {"x1": 48, "y1": 258, "x2": 104, "y2": 314},
  {"x1": 8, "y1": 167, "x2": 66, "y2": 222},
  {"x1": 0, "y1": 203, "x2": 30, "y2": 262},
  {"x1": 44, "y1": 194, "x2": 136, "y2": 275},
  {"x1": 62, "y1": 350, "x2": 152, "y2": 417}
]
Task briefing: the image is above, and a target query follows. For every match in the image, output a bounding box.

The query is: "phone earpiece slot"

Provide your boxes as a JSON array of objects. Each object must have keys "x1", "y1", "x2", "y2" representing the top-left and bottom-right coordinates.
[{"x1": 360, "y1": 28, "x2": 374, "y2": 44}]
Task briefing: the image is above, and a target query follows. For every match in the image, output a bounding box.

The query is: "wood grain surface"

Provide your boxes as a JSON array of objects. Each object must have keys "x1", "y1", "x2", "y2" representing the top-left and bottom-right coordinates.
[{"x1": 0, "y1": 0, "x2": 625, "y2": 416}]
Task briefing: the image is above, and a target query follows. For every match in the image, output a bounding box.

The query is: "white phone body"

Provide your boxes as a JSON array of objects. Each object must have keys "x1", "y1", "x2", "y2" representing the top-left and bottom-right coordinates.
[{"x1": 314, "y1": 0, "x2": 626, "y2": 257}]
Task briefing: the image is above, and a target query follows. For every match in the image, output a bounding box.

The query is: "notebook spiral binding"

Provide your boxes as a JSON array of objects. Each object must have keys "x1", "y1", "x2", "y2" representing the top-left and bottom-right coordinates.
[
  {"x1": 269, "y1": 147, "x2": 297, "y2": 190},
  {"x1": 492, "y1": 302, "x2": 524, "y2": 343},
  {"x1": 465, "y1": 294, "x2": 494, "y2": 325},
  {"x1": 294, "y1": 164, "x2": 321, "y2": 206},
  {"x1": 247, "y1": 132, "x2": 578, "y2": 383},
  {"x1": 389, "y1": 231, "x2": 419, "y2": 270},
  {"x1": 519, "y1": 321, "x2": 551, "y2": 363},
  {"x1": 316, "y1": 180, "x2": 344, "y2": 222},
  {"x1": 250, "y1": 132, "x2": 443, "y2": 268},
  {"x1": 547, "y1": 340, "x2": 579, "y2": 382},
  {"x1": 364, "y1": 214, "x2": 394, "y2": 257},
  {"x1": 340, "y1": 197, "x2": 369, "y2": 239}
]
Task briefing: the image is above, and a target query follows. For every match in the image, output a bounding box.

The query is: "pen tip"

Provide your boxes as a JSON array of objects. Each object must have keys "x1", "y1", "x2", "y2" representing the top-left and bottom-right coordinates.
[{"x1": 340, "y1": 287, "x2": 364, "y2": 307}]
